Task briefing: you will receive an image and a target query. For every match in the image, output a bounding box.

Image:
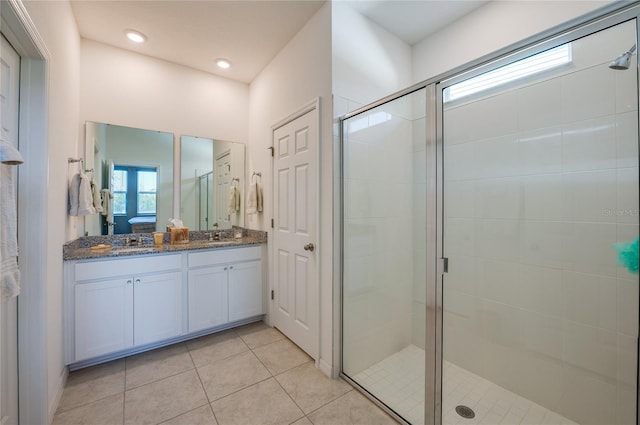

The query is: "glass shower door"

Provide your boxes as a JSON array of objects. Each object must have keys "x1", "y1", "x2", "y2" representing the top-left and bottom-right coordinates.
[
  {"x1": 342, "y1": 87, "x2": 427, "y2": 424},
  {"x1": 440, "y1": 19, "x2": 638, "y2": 425}
]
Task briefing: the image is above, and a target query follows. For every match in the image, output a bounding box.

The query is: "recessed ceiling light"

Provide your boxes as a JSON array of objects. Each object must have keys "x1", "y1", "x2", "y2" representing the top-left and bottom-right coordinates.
[
  {"x1": 216, "y1": 58, "x2": 231, "y2": 69},
  {"x1": 125, "y1": 30, "x2": 147, "y2": 43}
]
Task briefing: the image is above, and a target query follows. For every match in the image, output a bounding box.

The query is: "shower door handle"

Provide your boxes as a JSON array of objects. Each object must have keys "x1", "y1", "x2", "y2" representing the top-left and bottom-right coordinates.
[{"x1": 304, "y1": 243, "x2": 315, "y2": 252}]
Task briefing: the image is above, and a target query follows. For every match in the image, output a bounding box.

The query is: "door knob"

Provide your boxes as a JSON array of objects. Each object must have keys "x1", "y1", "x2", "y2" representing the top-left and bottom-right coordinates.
[{"x1": 304, "y1": 243, "x2": 315, "y2": 252}]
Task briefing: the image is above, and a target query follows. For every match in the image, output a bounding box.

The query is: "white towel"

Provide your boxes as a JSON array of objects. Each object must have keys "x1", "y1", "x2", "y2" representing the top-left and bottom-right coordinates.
[
  {"x1": 0, "y1": 140, "x2": 23, "y2": 300},
  {"x1": 69, "y1": 172, "x2": 96, "y2": 216},
  {"x1": 91, "y1": 179, "x2": 103, "y2": 213},
  {"x1": 228, "y1": 185, "x2": 240, "y2": 214},
  {"x1": 256, "y1": 182, "x2": 263, "y2": 213},
  {"x1": 247, "y1": 182, "x2": 257, "y2": 214},
  {"x1": 0, "y1": 139, "x2": 23, "y2": 165},
  {"x1": 246, "y1": 182, "x2": 263, "y2": 215}
]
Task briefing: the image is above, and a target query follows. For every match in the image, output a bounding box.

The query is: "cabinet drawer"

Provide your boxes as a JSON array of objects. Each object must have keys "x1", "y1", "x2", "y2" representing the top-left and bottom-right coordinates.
[
  {"x1": 75, "y1": 254, "x2": 182, "y2": 281},
  {"x1": 188, "y1": 246, "x2": 261, "y2": 268}
]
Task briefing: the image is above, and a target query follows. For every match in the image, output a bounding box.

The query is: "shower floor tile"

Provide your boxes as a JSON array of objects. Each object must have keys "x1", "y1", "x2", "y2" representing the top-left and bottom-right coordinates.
[{"x1": 352, "y1": 345, "x2": 578, "y2": 425}]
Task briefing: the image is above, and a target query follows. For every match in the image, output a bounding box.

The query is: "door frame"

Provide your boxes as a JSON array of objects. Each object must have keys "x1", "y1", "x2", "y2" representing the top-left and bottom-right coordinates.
[
  {"x1": 269, "y1": 97, "x2": 321, "y2": 362},
  {"x1": 1, "y1": 0, "x2": 51, "y2": 424}
]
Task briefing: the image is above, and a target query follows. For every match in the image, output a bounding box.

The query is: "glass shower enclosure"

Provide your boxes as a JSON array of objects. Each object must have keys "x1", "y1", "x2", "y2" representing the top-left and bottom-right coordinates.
[
  {"x1": 341, "y1": 6, "x2": 639, "y2": 425},
  {"x1": 341, "y1": 87, "x2": 428, "y2": 425}
]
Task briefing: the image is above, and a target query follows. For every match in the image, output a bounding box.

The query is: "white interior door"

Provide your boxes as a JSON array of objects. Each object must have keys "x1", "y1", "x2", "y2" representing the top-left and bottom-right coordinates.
[
  {"x1": 215, "y1": 151, "x2": 231, "y2": 229},
  {"x1": 272, "y1": 106, "x2": 319, "y2": 359},
  {"x1": 0, "y1": 32, "x2": 20, "y2": 425}
]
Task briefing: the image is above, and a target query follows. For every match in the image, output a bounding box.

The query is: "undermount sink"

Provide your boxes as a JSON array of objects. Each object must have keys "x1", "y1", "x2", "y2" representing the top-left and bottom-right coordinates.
[
  {"x1": 191, "y1": 240, "x2": 230, "y2": 246},
  {"x1": 111, "y1": 246, "x2": 156, "y2": 254}
]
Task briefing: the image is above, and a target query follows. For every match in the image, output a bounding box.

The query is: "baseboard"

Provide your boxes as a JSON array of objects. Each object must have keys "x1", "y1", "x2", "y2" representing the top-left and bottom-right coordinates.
[
  {"x1": 48, "y1": 366, "x2": 69, "y2": 424},
  {"x1": 318, "y1": 357, "x2": 333, "y2": 378}
]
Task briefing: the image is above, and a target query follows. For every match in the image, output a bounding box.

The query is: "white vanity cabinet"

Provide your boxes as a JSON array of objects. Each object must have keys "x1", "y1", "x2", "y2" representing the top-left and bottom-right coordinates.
[
  {"x1": 187, "y1": 246, "x2": 263, "y2": 332},
  {"x1": 188, "y1": 265, "x2": 229, "y2": 332},
  {"x1": 70, "y1": 254, "x2": 184, "y2": 362},
  {"x1": 75, "y1": 277, "x2": 134, "y2": 361},
  {"x1": 65, "y1": 244, "x2": 264, "y2": 366}
]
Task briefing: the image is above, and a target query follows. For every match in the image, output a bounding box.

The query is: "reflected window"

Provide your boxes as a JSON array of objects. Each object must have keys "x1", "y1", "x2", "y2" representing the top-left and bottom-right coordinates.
[
  {"x1": 137, "y1": 170, "x2": 157, "y2": 215},
  {"x1": 112, "y1": 169, "x2": 127, "y2": 215}
]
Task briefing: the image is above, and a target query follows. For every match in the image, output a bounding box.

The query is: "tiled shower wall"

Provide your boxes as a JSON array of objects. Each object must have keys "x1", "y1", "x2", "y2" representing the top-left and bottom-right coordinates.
[
  {"x1": 442, "y1": 21, "x2": 638, "y2": 425},
  {"x1": 343, "y1": 93, "x2": 422, "y2": 375}
]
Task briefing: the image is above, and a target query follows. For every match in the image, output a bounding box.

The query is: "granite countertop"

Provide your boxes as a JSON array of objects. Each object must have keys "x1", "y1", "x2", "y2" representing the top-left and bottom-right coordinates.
[{"x1": 63, "y1": 228, "x2": 267, "y2": 261}]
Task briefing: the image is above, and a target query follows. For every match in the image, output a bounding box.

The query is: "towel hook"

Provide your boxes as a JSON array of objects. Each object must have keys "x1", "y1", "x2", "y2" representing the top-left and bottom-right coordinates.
[{"x1": 252, "y1": 171, "x2": 262, "y2": 183}]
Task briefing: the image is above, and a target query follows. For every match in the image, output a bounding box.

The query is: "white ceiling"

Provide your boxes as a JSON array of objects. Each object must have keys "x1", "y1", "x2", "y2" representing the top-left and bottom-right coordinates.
[{"x1": 70, "y1": 0, "x2": 489, "y2": 84}]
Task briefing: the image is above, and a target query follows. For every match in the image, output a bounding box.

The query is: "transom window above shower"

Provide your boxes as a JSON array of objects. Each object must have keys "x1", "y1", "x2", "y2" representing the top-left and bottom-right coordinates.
[{"x1": 443, "y1": 44, "x2": 572, "y2": 103}]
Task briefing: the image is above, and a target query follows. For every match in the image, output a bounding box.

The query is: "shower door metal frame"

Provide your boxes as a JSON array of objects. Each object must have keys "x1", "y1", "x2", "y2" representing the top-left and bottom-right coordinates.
[{"x1": 338, "y1": 2, "x2": 640, "y2": 424}]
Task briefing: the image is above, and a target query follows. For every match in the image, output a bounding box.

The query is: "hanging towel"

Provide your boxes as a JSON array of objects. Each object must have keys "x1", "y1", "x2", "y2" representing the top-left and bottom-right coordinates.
[
  {"x1": 246, "y1": 182, "x2": 258, "y2": 215},
  {"x1": 91, "y1": 179, "x2": 103, "y2": 213},
  {"x1": 100, "y1": 188, "x2": 112, "y2": 217},
  {"x1": 256, "y1": 182, "x2": 263, "y2": 213},
  {"x1": 69, "y1": 172, "x2": 96, "y2": 216},
  {"x1": 0, "y1": 139, "x2": 23, "y2": 300},
  {"x1": 0, "y1": 139, "x2": 23, "y2": 165},
  {"x1": 228, "y1": 185, "x2": 240, "y2": 214}
]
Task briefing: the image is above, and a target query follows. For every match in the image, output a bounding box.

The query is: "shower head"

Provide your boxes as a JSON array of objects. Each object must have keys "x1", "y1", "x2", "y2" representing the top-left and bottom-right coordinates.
[{"x1": 609, "y1": 44, "x2": 637, "y2": 70}]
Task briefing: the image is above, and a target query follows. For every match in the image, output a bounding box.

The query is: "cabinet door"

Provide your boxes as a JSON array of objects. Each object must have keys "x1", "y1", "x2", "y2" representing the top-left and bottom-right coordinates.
[
  {"x1": 188, "y1": 266, "x2": 229, "y2": 332},
  {"x1": 75, "y1": 278, "x2": 134, "y2": 361},
  {"x1": 228, "y1": 260, "x2": 263, "y2": 322},
  {"x1": 134, "y1": 271, "x2": 183, "y2": 346}
]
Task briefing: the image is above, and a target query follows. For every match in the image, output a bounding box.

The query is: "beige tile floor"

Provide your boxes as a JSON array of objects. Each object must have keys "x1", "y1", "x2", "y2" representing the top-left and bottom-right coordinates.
[{"x1": 53, "y1": 321, "x2": 399, "y2": 425}]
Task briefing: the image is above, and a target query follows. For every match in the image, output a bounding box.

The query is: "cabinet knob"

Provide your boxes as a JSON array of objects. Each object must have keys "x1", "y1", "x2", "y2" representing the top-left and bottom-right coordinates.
[
  {"x1": 229, "y1": 265, "x2": 234, "y2": 270},
  {"x1": 135, "y1": 279, "x2": 141, "y2": 284},
  {"x1": 127, "y1": 279, "x2": 132, "y2": 285},
  {"x1": 224, "y1": 267, "x2": 228, "y2": 271}
]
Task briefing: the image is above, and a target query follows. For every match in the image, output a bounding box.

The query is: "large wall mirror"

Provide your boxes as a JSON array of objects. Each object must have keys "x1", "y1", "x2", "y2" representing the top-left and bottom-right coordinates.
[
  {"x1": 84, "y1": 122, "x2": 174, "y2": 236},
  {"x1": 84, "y1": 122, "x2": 246, "y2": 236},
  {"x1": 180, "y1": 135, "x2": 245, "y2": 230}
]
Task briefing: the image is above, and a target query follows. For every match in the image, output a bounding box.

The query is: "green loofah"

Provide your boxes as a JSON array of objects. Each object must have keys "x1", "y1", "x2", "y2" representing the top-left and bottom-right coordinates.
[{"x1": 613, "y1": 237, "x2": 639, "y2": 274}]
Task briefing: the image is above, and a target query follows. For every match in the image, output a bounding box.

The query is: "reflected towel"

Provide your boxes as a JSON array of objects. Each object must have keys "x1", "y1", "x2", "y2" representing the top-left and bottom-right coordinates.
[
  {"x1": 0, "y1": 140, "x2": 23, "y2": 299},
  {"x1": 69, "y1": 172, "x2": 96, "y2": 216},
  {"x1": 228, "y1": 185, "x2": 240, "y2": 214},
  {"x1": 100, "y1": 188, "x2": 112, "y2": 217},
  {"x1": 91, "y1": 179, "x2": 103, "y2": 213}
]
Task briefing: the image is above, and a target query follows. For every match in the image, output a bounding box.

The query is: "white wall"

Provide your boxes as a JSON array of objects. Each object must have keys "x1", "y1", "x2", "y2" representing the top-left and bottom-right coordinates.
[
  {"x1": 248, "y1": 2, "x2": 332, "y2": 373},
  {"x1": 331, "y1": 1, "x2": 412, "y2": 117},
  {"x1": 412, "y1": 0, "x2": 613, "y2": 83},
  {"x1": 20, "y1": 0, "x2": 81, "y2": 419},
  {"x1": 80, "y1": 39, "x2": 249, "y2": 143}
]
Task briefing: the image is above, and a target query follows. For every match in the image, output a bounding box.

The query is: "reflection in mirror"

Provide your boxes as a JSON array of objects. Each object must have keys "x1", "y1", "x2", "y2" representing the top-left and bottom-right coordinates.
[
  {"x1": 180, "y1": 135, "x2": 245, "y2": 230},
  {"x1": 84, "y1": 122, "x2": 173, "y2": 236}
]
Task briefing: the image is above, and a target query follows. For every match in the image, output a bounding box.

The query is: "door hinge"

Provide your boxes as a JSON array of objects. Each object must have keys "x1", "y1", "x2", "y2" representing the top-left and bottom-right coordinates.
[
  {"x1": 268, "y1": 146, "x2": 274, "y2": 157},
  {"x1": 271, "y1": 289, "x2": 274, "y2": 300},
  {"x1": 271, "y1": 218, "x2": 274, "y2": 228},
  {"x1": 438, "y1": 257, "x2": 449, "y2": 274}
]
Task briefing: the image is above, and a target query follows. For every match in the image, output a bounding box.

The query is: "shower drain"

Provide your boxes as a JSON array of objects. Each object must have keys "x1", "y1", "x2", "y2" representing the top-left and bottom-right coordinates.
[{"x1": 455, "y1": 405, "x2": 476, "y2": 419}]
